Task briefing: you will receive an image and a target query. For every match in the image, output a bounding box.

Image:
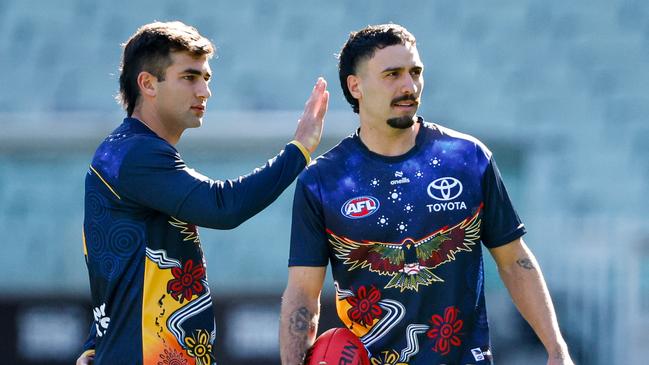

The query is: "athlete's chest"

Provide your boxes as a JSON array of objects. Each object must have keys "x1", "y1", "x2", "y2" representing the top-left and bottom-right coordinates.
[{"x1": 319, "y1": 151, "x2": 484, "y2": 241}]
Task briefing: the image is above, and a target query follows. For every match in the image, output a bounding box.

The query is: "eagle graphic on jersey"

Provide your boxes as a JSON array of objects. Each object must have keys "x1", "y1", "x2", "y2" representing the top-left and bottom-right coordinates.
[{"x1": 328, "y1": 206, "x2": 482, "y2": 292}]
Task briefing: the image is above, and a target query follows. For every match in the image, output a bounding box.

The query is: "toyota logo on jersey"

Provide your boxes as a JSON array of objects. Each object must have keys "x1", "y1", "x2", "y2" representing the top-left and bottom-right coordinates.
[
  {"x1": 427, "y1": 177, "x2": 463, "y2": 201},
  {"x1": 341, "y1": 196, "x2": 380, "y2": 219}
]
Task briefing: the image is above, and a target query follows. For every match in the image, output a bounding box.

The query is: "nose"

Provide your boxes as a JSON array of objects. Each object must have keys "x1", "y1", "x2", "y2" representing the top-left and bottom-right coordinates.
[
  {"x1": 197, "y1": 81, "x2": 211, "y2": 100},
  {"x1": 400, "y1": 73, "x2": 418, "y2": 95}
]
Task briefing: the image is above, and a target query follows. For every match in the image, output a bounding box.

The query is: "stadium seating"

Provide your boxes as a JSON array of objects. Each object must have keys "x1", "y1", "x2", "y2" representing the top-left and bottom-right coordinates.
[{"x1": 0, "y1": 0, "x2": 647, "y2": 363}]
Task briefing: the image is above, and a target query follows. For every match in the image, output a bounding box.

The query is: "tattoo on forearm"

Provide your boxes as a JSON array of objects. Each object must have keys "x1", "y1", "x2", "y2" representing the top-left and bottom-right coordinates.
[
  {"x1": 516, "y1": 258, "x2": 535, "y2": 270},
  {"x1": 284, "y1": 306, "x2": 313, "y2": 364},
  {"x1": 289, "y1": 306, "x2": 311, "y2": 335}
]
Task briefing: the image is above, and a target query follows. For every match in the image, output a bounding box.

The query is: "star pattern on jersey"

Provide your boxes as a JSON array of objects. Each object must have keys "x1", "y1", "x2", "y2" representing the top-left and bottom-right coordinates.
[
  {"x1": 415, "y1": 170, "x2": 424, "y2": 178},
  {"x1": 403, "y1": 204, "x2": 414, "y2": 213},
  {"x1": 388, "y1": 189, "x2": 402, "y2": 202},
  {"x1": 377, "y1": 215, "x2": 389, "y2": 227},
  {"x1": 327, "y1": 206, "x2": 482, "y2": 292},
  {"x1": 396, "y1": 221, "x2": 408, "y2": 233},
  {"x1": 429, "y1": 157, "x2": 442, "y2": 167},
  {"x1": 370, "y1": 178, "x2": 380, "y2": 187}
]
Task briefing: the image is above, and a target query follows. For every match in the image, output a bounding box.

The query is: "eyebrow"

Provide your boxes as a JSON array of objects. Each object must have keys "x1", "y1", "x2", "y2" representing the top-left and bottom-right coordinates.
[
  {"x1": 182, "y1": 68, "x2": 211, "y2": 79},
  {"x1": 382, "y1": 65, "x2": 423, "y2": 73}
]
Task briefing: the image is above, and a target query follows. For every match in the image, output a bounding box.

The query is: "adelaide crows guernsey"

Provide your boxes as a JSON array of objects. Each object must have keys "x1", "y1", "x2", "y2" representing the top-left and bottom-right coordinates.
[
  {"x1": 290, "y1": 118, "x2": 526, "y2": 364},
  {"x1": 83, "y1": 118, "x2": 308, "y2": 364}
]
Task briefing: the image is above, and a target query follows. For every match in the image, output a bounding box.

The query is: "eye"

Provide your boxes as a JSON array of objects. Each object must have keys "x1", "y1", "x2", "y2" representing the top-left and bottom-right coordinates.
[
  {"x1": 182, "y1": 75, "x2": 196, "y2": 81},
  {"x1": 410, "y1": 69, "x2": 422, "y2": 77},
  {"x1": 386, "y1": 71, "x2": 399, "y2": 78}
]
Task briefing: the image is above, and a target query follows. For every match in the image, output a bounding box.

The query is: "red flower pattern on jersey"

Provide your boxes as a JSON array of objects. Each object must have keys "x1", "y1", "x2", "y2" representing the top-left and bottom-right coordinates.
[
  {"x1": 158, "y1": 348, "x2": 188, "y2": 365},
  {"x1": 427, "y1": 306, "x2": 464, "y2": 355},
  {"x1": 346, "y1": 285, "x2": 383, "y2": 326},
  {"x1": 167, "y1": 259, "x2": 205, "y2": 303}
]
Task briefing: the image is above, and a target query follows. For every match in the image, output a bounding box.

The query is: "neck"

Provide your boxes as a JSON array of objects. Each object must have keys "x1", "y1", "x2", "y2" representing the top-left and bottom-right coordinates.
[
  {"x1": 131, "y1": 104, "x2": 182, "y2": 145},
  {"x1": 358, "y1": 115, "x2": 419, "y2": 157}
]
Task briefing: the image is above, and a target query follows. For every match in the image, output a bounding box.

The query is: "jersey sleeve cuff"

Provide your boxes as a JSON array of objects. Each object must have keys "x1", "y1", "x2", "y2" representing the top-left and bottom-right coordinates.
[
  {"x1": 80, "y1": 349, "x2": 95, "y2": 358},
  {"x1": 483, "y1": 225, "x2": 527, "y2": 248},
  {"x1": 288, "y1": 260, "x2": 328, "y2": 267},
  {"x1": 289, "y1": 140, "x2": 311, "y2": 165}
]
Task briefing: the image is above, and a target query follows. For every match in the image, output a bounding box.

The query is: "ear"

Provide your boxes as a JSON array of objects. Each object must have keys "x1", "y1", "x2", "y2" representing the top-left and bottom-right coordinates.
[
  {"x1": 347, "y1": 74, "x2": 362, "y2": 101},
  {"x1": 137, "y1": 71, "x2": 158, "y2": 98}
]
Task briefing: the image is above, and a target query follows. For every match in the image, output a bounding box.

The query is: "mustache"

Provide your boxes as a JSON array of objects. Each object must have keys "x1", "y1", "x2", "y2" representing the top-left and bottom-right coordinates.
[{"x1": 391, "y1": 94, "x2": 419, "y2": 106}]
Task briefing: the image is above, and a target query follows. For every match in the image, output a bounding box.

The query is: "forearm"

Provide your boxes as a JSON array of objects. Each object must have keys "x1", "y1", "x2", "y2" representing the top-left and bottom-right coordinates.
[
  {"x1": 498, "y1": 248, "x2": 569, "y2": 359},
  {"x1": 279, "y1": 288, "x2": 320, "y2": 365},
  {"x1": 178, "y1": 142, "x2": 307, "y2": 229}
]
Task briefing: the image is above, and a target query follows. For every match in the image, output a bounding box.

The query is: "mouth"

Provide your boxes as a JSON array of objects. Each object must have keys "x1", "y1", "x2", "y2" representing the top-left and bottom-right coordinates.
[
  {"x1": 392, "y1": 101, "x2": 418, "y2": 109},
  {"x1": 391, "y1": 96, "x2": 419, "y2": 110},
  {"x1": 191, "y1": 105, "x2": 206, "y2": 114}
]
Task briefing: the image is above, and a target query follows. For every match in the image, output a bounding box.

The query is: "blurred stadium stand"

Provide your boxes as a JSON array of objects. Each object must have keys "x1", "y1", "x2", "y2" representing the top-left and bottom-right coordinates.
[{"x1": 0, "y1": 0, "x2": 648, "y2": 364}]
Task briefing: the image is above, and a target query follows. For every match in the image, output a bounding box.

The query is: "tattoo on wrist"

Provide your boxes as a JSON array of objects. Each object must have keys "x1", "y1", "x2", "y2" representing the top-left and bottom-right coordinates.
[
  {"x1": 289, "y1": 306, "x2": 311, "y2": 335},
  {"x1": 516, "y1": 258, "x2": 535, "y2": 270}
]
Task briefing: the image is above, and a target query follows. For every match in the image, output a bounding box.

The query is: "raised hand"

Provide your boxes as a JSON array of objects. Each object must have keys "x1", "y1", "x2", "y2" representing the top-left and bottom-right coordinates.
[{"x1": 294, "y1": 77, "x2": 329, "y2": 153}]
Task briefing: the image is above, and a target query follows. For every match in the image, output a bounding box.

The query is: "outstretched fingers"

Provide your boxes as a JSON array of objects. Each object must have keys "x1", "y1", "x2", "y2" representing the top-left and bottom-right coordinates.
[
  {"x1": 304, "y1": 77, "x2": 328, "y2": 120},
  {"x1": 294, "y1": 77, "x2": 329, "y2": 153},
  {"x1": 316, "y1": 89, "x2": 329, "y2": 121}
]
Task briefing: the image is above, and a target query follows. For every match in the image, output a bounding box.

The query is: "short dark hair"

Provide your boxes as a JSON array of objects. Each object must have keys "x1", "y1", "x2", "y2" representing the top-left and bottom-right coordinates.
[
  {"x1": 118, "y1": 21, "x2": 214, "y2": 116},
  {"x1": 338, "y1": 24, "x2": 416, "y2": 114}
]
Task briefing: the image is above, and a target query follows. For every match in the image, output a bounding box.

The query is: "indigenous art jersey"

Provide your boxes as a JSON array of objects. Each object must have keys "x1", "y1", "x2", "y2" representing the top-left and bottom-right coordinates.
[
  {"x1": 290, "y1": 118, "x2": 526, "y2": 364},
  {"x1": 83, "y1": 118, "x2": 307, "y2": 365}
]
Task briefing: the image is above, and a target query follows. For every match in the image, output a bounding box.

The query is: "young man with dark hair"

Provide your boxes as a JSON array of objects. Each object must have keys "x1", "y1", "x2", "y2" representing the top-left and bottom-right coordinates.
[
  {"x1": 77, "y1": 21, "x2": 328, "y2": 365},
  {"x1": 280, "y1": 24, "x2": 573, "y2": 365}
]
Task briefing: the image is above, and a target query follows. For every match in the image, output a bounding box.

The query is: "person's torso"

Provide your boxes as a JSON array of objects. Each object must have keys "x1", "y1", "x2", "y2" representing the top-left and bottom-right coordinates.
[
  {"x1": 309, "y1": 122, "x2": 494, "y2": 364},
  {"x1": 83, "y1": 119, "x2": 216, "y2": 365}
]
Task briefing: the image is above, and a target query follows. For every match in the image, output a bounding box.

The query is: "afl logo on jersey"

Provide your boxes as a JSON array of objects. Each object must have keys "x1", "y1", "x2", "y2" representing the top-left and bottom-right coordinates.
[{"x1": 341, "y1": 196, "x2": 380, "y2": 219}]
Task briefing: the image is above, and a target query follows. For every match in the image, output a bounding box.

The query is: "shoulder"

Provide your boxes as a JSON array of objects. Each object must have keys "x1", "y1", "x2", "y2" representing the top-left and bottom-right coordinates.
[
  {"x1": 92, "y1": 130, "x2": 177, "y2": 181},
  {"x1": 299, "y1": 133, "x2": 356, "y2": 180},
  {"x1": 125, "y1": 134, "x2": 177, "y2": 160},
  {"x1": 425, "y1": 121, "x2": 493, "y2": 160}
]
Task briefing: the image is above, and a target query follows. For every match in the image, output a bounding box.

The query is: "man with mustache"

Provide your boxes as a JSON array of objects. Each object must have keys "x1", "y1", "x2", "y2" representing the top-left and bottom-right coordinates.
[
  {"x1": 77, "y1": 21, "x2": 328, "y2": 365},
  {"x1": 280, "y1": 24, "x2": 572, "y2": 365}
]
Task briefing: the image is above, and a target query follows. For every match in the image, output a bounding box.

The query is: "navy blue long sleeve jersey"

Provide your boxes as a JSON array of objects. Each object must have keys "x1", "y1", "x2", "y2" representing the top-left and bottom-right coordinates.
[{"x1": 82, "y1": 117, "x2": 308, "y2": 364}]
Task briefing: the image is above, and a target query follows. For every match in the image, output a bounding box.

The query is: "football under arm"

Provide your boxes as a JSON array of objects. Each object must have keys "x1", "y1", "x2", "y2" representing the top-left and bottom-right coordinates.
[
  {"x1": 279, "y1": 266, "x2": 327, "y2": 365},
  {"x1": 177, "y1": 142, "x2": 310, "y2": 229},
  {"x1": 489, "y1": 237, "x2": 572, "y2": 363}
]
